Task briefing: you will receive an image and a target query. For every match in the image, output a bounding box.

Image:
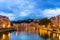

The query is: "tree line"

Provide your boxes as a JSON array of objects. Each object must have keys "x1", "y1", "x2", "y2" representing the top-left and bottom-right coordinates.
[{"x1": 11, "y1": 18, "x2": 51, "y2": 27}]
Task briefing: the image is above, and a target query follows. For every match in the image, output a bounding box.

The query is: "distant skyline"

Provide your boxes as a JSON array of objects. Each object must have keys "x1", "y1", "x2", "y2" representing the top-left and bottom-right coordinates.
[{"x1": 0, "y1": 0, "x2": 60, "y2": 20}]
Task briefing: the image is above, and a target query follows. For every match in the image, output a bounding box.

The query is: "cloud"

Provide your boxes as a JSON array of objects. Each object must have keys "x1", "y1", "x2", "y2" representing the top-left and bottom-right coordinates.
[
  {"x1": 0, "y1": 0, "x2": 37, "y2": 20},
  {"x1": 0, "y1": 0, "x2": 60, "y2": 20},
  {"x1": 42, "y1": 8, "x2": 60, "y2": 18},
  {"x1": 19, "y1": 10, "x2": 31, "y2": 17},
  {"x1": 0, "y1": 12, "x2": 16, "y2": 20}
]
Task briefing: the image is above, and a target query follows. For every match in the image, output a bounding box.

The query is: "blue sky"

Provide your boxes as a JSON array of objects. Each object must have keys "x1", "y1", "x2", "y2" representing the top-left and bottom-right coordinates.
[{"x1": 0, "y1": 0, "x2": 60, "y2": 20}]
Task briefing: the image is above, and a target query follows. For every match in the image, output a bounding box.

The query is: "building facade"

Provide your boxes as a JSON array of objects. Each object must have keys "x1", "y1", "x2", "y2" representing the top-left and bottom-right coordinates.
[
  {"x1": 50, "y1": 15, "x2": 60, "y2": 28},
  {"x1": 0, "y1": 15, "x2": 11, "y2": 28}
]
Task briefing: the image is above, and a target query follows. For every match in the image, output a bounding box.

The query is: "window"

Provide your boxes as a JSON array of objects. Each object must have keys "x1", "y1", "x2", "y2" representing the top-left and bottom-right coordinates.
[{"x1": 3, "y1": 16, "x2": 6, "y2": 18}]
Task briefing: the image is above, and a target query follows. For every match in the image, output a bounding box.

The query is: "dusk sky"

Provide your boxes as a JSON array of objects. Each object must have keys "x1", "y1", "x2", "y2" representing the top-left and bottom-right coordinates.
[{"x1": 0, "y1": 0, "x2": 60, "y2": 20}]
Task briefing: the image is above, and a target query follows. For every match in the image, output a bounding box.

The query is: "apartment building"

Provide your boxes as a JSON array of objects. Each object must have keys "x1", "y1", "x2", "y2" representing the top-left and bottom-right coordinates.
[
  {"x1": 50, "y1": 15, "x2": 60, "y2": 28},
  {"x1": 0, "y1": 15, "x2": 11, "y2": 28}
]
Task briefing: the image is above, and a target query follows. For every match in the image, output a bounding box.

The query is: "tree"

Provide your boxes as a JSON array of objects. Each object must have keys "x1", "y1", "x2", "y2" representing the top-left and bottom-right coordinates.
[{"x1": 39, "y1": 18, "x2": 51, "y2": 27}]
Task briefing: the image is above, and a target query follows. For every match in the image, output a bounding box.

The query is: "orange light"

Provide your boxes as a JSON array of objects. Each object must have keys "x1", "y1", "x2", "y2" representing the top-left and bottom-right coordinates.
[
  {"x1": 53, "y1": 25, "x2": 55, "y2": 27},
  {"x1": 2, "y1": 23, "x2": 5, "y2": 28},
  {"x1": 8, "y1": 32, "x2": 11, "y2": 38},
  {"x1": 2, "y1": 34, "x2": 6, "y2": 39},
  {"x1": 7, "y1": 21, "x2": 11, "y2": 28}
]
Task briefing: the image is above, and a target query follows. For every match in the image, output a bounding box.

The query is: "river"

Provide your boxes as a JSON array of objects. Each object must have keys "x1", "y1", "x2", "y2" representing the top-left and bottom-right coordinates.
[{"x1": 0, "y1": 30, "x2": 60, "y2": 40}]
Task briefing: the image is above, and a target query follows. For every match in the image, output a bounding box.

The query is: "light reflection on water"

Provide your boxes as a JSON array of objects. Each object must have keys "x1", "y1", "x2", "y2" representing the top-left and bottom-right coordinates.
[
  {"x1": 10, "y1": 32, "x2": 42, "y2": 40},
  {"x1": 0, "y1": 31, "x2": 50, "y2": 40},
  {"x1": 0, "y1": 30, "x2": 60, "y2": 40}
]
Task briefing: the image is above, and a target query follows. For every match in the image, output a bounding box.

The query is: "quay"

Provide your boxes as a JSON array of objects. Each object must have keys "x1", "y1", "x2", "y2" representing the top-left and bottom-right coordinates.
[{"x1": 0, "y1": 27, "x2": 15, "y2": 33}]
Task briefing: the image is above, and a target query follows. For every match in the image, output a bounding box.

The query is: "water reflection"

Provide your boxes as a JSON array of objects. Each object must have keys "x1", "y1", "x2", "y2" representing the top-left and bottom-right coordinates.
[
  {"x1": 0, "y1": 29, "x2": 60, "y2": 40},
  {"x1": 0, "y1": 32, "x2": 11, "y2": 40},
  {"x1": 38, "y1": 29, "x2": 51, "y2": 40},
  {"x1": 10, "y1": 31, "x2": 42, "y2": 40},
  {"x1": 38, "y1": 29, "x2": 60, "y2": 40},
  {"x1": 0, "y1": 32, "x2": 42, "y2": 40}
]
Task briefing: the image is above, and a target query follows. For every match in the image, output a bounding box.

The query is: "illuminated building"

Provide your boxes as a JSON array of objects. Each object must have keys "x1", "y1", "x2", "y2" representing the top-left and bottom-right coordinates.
[
  {"x1": 0, "y1": 15, "x2": 11, "y2": 28},
  {"x1": 50, "y1": 15, "x2": 60, "y2": 28}
]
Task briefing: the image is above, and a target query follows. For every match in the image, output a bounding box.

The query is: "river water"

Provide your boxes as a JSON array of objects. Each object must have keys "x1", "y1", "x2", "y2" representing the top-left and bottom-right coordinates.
[{"x1": 0, "y1": 31, "x2": 60, "y2": 40}]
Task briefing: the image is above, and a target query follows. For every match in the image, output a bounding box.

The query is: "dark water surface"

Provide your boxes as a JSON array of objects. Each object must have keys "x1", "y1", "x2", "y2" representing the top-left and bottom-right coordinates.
[{"x1": 0, "y1": 31, "x2": 51, "y2": 40}]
